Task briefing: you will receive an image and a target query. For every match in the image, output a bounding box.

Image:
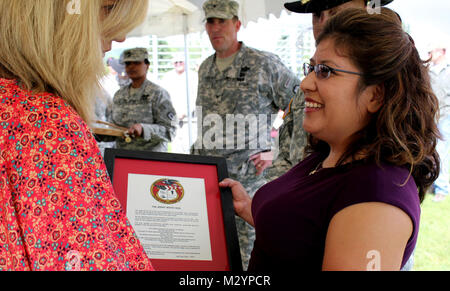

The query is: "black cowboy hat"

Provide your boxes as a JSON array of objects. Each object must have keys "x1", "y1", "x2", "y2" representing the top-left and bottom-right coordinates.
[{"x1": 284, "y1": 0, "x2": 394, "y2": 14}]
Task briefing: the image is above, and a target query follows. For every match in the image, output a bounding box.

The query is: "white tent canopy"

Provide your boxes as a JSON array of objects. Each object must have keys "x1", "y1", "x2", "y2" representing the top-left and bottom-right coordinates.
[
  {"x1": 129, "y1": 0, "x2": 289, "y2": 37},
  {"x1": 129, "y1": 0, "x2": 203, "y2": 37}
]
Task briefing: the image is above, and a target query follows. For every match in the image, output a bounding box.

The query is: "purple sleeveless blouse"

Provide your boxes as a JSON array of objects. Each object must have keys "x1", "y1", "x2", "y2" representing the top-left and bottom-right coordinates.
[{"x1": 248, "y1": 152, "x2": 420, "y2": 271}]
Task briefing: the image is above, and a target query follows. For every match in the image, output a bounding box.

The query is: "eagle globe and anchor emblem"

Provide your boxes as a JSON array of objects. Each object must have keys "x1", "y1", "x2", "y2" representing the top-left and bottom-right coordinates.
[{"x1": 150, "y1": 179, "x2": 185, "y2": 204}]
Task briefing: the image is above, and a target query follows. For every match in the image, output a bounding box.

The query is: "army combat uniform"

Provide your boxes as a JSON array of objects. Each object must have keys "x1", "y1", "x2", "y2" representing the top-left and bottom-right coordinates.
[
  {"x1": 192, "y1": 42, "x2": 300, "y2": 269},
  {"x1": 109, "y1": 79, "x2": 177, "y2": 152},
  {"x1": 107, "y1": 48, "x2": 177, "y2": 152},
  {"x1": 264, "y1": 90, "x2": 307, "y2": 181}
]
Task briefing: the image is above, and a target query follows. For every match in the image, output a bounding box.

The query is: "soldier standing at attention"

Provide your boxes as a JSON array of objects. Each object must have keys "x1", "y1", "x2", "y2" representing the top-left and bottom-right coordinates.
[
  {"x1": 109, "y1": 47, "x2": 178, "y2": 152},
  {"x1": 191, "y1": 0, "x2": 300, "y2": 270}
]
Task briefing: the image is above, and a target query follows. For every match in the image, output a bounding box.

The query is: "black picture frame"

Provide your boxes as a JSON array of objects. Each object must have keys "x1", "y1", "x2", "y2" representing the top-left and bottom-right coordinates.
[{"x1": 104, "y1": 148, "x2": 242, "y2": 271}]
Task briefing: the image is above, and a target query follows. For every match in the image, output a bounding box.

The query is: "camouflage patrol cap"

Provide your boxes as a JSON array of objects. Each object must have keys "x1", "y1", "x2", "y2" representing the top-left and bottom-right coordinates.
[
  {"x1": 203, "y1": 0, "x2": 239, "y2": 20},
  {"x1": 120, "y1": 48, "x2": 149, "y2": 64}
]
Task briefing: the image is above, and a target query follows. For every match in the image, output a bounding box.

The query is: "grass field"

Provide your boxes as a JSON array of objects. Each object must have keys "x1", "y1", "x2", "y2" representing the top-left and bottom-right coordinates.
[{"x1": 413, "y1": 193, "x2": 450, "y2": 271}]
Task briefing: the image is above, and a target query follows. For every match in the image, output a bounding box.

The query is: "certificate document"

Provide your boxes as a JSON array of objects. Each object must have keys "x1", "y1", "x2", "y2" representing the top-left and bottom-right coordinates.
[{"x1": 126, "y1": 174, "x2": 212, "y2": 261}]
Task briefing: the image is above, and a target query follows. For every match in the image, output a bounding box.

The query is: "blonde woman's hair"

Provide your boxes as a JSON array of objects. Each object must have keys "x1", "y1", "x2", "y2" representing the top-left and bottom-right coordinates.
[{"x1": 0, "y1": 0, "x2": 148, "y2": 123}]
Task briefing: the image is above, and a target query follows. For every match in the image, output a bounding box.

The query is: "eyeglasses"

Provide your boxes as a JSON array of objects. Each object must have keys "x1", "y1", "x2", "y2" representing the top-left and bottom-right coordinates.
[{"x1": 303, "y1": 63, "x2": 364, "y2": 79}]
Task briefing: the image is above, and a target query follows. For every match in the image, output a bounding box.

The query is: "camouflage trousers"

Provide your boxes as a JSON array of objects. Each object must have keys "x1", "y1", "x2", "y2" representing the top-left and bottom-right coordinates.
[{"x1": 235, "y1": 174, "x2": 267, "y2": 271}]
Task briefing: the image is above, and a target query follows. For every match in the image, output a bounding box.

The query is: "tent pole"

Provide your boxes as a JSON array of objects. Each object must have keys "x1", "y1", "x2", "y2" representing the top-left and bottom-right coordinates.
[{"x1": 183, "y1": 13, "x2": 193, "y2": 150}]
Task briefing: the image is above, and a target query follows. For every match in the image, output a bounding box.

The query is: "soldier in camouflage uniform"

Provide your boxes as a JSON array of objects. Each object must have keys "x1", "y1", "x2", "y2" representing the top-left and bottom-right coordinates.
[
  {"x1": 191, "y1": 0, "x2": 300, "y2": 270},
  {"x1": 264, "y1": 89, "x2": 307, "y2": 181},
  {"x1": 108, "y1": 48, "x2": 178, "y2": 152}
]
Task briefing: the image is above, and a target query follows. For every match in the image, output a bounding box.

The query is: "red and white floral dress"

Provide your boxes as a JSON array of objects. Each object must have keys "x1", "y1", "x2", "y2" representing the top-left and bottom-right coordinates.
[{"x1": 0, "y1": 78, "x2": 154, "y2": 271}]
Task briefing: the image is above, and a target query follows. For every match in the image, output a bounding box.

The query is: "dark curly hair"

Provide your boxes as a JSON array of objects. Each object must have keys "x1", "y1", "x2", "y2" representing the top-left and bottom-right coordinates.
[{"x1": 305, "y1": 7, "x2": 440, "y2": 203}]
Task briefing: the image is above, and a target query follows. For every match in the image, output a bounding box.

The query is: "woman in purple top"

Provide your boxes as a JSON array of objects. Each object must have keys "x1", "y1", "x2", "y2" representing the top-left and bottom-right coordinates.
[{"x1": 220, "y1": 7, "x2": 440, "y2": 271}]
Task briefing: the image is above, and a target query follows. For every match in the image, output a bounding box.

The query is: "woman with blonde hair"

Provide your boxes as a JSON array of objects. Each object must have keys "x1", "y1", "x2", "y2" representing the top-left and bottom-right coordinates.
[{"x1": 0, "y1": 0, "x2": 153, "y2": 271}]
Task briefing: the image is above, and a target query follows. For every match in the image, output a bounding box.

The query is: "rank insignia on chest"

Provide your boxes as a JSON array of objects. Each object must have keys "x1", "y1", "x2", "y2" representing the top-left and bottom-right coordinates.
[{"x1": 238, "y1": 66, "x2": 250, "y2": 82}]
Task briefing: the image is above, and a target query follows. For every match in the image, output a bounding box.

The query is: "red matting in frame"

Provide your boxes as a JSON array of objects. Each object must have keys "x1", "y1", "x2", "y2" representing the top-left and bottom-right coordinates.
[{"x1": 112, "y1": 158, "x2": 230, "y2": 271}]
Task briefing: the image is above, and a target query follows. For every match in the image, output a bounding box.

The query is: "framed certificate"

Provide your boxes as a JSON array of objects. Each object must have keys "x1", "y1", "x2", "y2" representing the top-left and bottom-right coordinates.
[{"x1": 104, "y1": 149, "x2": 242, "y2": 271}]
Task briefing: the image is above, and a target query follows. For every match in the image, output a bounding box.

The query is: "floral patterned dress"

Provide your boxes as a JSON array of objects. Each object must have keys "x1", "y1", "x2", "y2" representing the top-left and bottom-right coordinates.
[{"x1": 0, "y1": 78, "x2": 154, "y2": 271}]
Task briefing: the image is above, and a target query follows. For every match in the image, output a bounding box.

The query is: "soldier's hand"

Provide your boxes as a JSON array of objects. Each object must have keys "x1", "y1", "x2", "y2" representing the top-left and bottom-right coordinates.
[
  {"x1": 219, "y1": 179, "x2": 254, "y2": 227},
  {"x1": 127, "y1": 123, "x2": 143, "y2": 138},
  {"x1": 250, "y1": 151, "x2": 274, "y2": 176}
]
